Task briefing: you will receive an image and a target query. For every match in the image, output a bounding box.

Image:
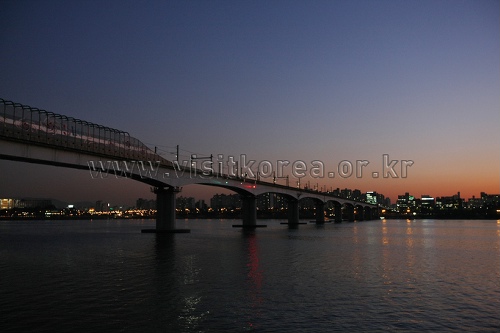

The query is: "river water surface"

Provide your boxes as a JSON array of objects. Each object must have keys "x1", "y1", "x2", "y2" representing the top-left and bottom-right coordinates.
[{"x1": 1, "y1": 219, "x2": 499, "y2": 332}]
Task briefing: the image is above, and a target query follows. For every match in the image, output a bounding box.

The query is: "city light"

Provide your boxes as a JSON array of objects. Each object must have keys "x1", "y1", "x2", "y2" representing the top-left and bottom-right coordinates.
[{"x1": 1, "y1": 191, "x2": 499, "y2": 220}]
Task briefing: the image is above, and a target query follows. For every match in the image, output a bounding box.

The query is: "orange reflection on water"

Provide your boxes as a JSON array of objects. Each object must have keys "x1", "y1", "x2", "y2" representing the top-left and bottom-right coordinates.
[
  {"x1": 353, "y1": 225, "x2": 359, "y2": 244},
  {"x1": 382, "y1": 223, "x2": 389, "y2": 245},
  {"x1": 406, "y1": 224, "x2": 414, "y2": 248},
  {"x1": 497, "y1": 223, "x2": 500, "y2": 252}
]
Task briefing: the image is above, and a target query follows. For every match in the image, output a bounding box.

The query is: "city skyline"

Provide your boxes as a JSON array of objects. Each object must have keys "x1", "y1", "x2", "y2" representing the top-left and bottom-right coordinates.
[
  {"x1": 3, "y1": 188, "x2": 500, "y2": 223},
  {"x1": 1, "y1": 0, "x2": 499, "y2": 206},
  {"x1": 2, "y1": 186, "x2": 498, "y2": 211}
]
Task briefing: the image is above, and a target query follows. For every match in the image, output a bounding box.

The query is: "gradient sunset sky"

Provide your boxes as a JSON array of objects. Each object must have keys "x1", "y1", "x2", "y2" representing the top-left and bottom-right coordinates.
[{"x1": 1, "y1": 0, "x2": 499, "y2": 206}]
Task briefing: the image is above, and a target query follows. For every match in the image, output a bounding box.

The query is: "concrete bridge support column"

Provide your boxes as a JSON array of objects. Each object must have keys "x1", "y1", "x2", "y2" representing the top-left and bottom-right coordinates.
[
  {"x1": 315, "y1": 201, "x2": 325, "y2": 224},
  {"x1": 288, "y1": 199, "x2": 300, "y2": 224},
  {"x1": 334, "y1": 204, "x2": 342, "y2": 223},
  {"x1": 364, "y1": 207, "x2": 372, "y2": 221},
  {"x1": 233, "y1": 195, "x2": 266, "y2": 229},
  {"x1": 242, "y1": 195, "x2": 257, "y2": 226},
  {"x1": 356, "y1": 206, "x2": 364, "y2": 221},
  {"x1": 345, "y1": 205, "x2": 355, "y2": 222},
  {"x1": 142, "y1": 187, "x2": 189, "y2": 233}
]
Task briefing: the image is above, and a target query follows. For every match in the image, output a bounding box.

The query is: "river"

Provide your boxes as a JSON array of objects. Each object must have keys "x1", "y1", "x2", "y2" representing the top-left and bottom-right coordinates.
[{"x1": 1, "y1": 218, "x2": 499, "y2": 332}]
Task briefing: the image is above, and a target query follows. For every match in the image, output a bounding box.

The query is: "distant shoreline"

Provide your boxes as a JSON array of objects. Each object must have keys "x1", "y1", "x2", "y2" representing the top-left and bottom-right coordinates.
[{"x1": 1, "y1": 215, "x2": 499, "y2": 221}]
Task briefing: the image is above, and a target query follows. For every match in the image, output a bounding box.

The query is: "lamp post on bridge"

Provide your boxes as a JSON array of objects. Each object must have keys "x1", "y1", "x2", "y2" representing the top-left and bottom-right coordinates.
[
  {"x1": 167, "y1": 145, "x2": 179, "y2": 162},
  {"x1": 190, "y1": 153, "x2": 213, "y2": 172},
  {"x1": 273, "y1": 172, "x2": 289, "y2": 187}
]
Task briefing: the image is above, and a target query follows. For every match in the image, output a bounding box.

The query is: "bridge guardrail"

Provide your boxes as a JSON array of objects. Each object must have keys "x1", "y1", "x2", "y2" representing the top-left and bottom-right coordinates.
[{"x1": 0, "y1": 98, "x2": 167, "y2": 163}]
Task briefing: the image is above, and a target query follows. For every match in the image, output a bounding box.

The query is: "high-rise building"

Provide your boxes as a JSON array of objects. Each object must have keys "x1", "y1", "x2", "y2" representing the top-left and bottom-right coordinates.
[
  {"x1": 195, "y1": 199, "x2": 207, "y2": 211},
  {"x1": 396, "y1": 192, "x2": 415, "y2": 213},
  {"x1": 177, "y1": 196, "x2": 195, "y2": 210},
  {"x1": 340, "y1": 188, "x2": 352, "y2": 199},
  {"x1": 365, "y1": 191, "x2": 377, "y2": 204},
  {"x1": 352, "y1": 189, "x2": 362, "y2": 201},
  {"x1": 480, "y1": 192, "x2": 500, "y2": 207},
  {"x1": 0, "y1": 198, "x2": 15, "y2": 209},
  {"x1": 419, "y1": 195, "x2": 435, "y2": 215},
  {"x1": 210, "y1": 194, "x2": 241, "y2": 210},
  {"x1": 257, "y1": 193, "x2": 272, "y2": 210},
  {"x1": 435, "y1": 192, "x2": 462, "y2": 210},
  {"x1": 136, "y1": 198, "x2": 156, "y2": 210}
]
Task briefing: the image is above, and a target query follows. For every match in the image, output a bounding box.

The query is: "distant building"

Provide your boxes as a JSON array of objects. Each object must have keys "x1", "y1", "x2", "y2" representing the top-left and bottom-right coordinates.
[
  {"x1": 1, "y1": 198, "x2": 15, "y2": 210},
  {"x1": 195, "y1": 199, "x2": 207, "y2": 211},
  {"x1": 273, "y1": 194, "x2": 288, "y2": 211},
  {"x1": 376, "y1": 193, "x2": 390, "y2": 207},
  {"x1": 467, "y1": 196, "x2": 481, "y2": 209},
  {"x1": 257, "y1": 193, "x2": 272, "y2": 210},
  {"x1": 299, "y1": 198, "x2": 315, "y2": 210},
  {"x1": 0, "y1": 198, "x2": 53, "y2": 209},
  {"x1": 177, "y1": 196, "x2": 195, "y2": 210},
  {"x1": 210, "y1": 194, "x2": 241, "y2": 210},
  {"x1": 95, "y1": 200, "x2": 105, "y2": 211},
  {"x1": 340, "y1": 188, "x2": 352, "y2": 199},
  {"x1": 418, "y1": 195, "x2": 435, "y2": 215},
  {"x1": 435, "y1": 192, "x2": 463, "y2": 210},
  {"x1": 352, "y1": 189, "x2": 362, "y2": 201},
  {"x1": 396, "y1": 192, "x2": 416, "y2": 213},
  {"x1": 257, "y1": 193, "x2": 288, "y2": 211},
  {"x1": 136, "y1": 198, "x2": 156, "y2": 210},
  {"x1": 480, "y1": 192, "x2": 500, "y2": 208},
  {"x1": 365, "y1": 191, "x2": 377, "y2": 205}
]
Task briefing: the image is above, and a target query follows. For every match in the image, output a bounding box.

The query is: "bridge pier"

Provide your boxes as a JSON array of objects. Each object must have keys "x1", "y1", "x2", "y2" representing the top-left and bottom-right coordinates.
[
  {"x1": 242, "y1": 194, "x2": 257, "y2": 226},
  {"x1": 356, "y1": 206, "x2": 364, "y2": 221},
  {"x1": 334, "y1": 203, "x2": 342, "y2": 223},
  {"x1": 280, "y1": 198, "x2": 306, "y2": 226},
  {"x1": 233, "y1": 194, "x2": 266, "y2": 229},
  {"x1": 288, "y1": 198, "x2": 300, "y2": 224},
  {"x1": 142, "y1": 187, "x2": 190, "y2": 233},
  {"x1": 345, "y1": 205, "x2": 355, "y2": 222},
  {"x1": 364, "y1": 207, "x2": 372, "y2": 220},
  {"x1": 315, "y1": 201, "x2": 325, "y2": 224}
]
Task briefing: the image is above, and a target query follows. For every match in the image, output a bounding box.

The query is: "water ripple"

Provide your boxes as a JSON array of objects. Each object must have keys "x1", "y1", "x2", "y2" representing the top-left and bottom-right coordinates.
[{"x1": 0, "y1": 219, "x2": 499, "y2": 332}]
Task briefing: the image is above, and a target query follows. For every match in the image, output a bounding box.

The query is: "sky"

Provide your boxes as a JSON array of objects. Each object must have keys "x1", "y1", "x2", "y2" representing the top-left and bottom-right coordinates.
[{"x1": 0, "y1": 0, "x2": 499, "y2": 207}]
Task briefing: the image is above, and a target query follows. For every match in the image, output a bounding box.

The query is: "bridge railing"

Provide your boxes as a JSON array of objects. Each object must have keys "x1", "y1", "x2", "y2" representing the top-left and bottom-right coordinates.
[{"x1": 0, "y1": 98, "x2": 163, "y2": 162}]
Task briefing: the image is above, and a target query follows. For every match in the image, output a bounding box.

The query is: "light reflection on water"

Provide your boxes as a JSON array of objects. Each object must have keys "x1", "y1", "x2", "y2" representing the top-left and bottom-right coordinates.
[{"x1": 0, "y1": 219, "x2": 499, "y2": 332}]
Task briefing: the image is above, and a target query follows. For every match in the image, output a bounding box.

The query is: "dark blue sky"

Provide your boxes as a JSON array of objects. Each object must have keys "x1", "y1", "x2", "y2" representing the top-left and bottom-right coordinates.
[{"x1": 1, "y1": 0, "x2": 499, "y2": 206}]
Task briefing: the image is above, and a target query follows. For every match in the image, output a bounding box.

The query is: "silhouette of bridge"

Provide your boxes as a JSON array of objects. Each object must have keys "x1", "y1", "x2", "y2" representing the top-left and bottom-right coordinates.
[{"x1": 0, "y1": 98, "x2": 379, "y2": 232}]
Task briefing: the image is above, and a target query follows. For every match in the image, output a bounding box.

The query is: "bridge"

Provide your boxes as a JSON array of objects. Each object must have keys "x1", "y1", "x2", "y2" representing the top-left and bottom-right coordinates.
[{"x1": 0, "y1": 98, "x2": 379, "y2": 232}]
